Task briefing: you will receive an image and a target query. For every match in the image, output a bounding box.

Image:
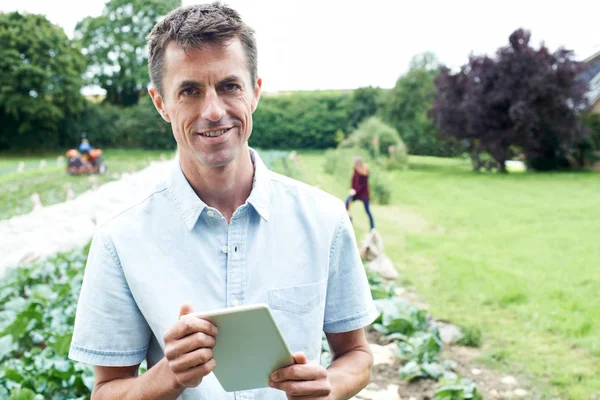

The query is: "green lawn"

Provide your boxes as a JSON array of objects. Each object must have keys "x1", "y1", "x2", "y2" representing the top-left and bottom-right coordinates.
[
  {"x1": 280, "y1": 153, "x2": 600, "y2": 399},
  {"x1": 0, "y1": 149, "x2": 171, "y2": 220}
]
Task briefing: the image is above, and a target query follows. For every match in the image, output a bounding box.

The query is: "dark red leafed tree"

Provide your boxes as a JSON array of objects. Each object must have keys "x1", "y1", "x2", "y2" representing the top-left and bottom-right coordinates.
[{"x1": 431, "y1": 29, "x2": 589, "y2": 171}]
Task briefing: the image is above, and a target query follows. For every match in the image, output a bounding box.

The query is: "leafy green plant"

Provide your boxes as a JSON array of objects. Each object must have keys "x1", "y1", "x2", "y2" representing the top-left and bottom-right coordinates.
[
  {"x1": 366, "y1": 271, "x2": 396, "y2": 300},
  {"x1": 0, "y1": 248, "x2": 94, "y2": 399},
  {"x1": 372, "y1": 298, "x2": 428, "y2": 337},
  {"x1": 456, "y1": 326, "x2": 482, "y2": 348},
  {"x1": 435, "y1": 372, "x2": 483, "y2": 400}
]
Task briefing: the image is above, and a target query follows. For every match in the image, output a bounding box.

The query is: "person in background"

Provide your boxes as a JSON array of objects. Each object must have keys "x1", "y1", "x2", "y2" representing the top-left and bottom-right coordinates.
[
  {"x1": 78, "y1": 137, "x2": 92, "y2": 157},
  {"x1": 346, "y1": 156, "x2": 375, "y2": 230}
]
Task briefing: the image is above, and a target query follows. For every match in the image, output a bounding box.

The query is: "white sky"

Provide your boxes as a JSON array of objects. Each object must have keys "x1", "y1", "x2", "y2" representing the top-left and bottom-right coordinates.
[{"x1": 1, "y1": 0, "x2": 598, "y2": 93}]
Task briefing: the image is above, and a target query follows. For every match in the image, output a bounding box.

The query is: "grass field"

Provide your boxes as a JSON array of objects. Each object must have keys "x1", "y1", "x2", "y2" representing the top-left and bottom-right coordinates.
[
  {"x1": 0, "y1": 149, "x2": 171, "y2": 220},
  {"x1": 279, "y1": 153, "x2": 600, "y2": 399}
]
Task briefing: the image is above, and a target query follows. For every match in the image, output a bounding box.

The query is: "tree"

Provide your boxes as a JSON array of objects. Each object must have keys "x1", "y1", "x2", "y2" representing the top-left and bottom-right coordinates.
[
  {"x1": 382, "y1": 52, "x2": 456, "y2": 157},
  {"x1": 431, "y1": 29, "x2": 589, "y2": 171},
  {"x1": 75, "y1": 0, "x2": 180, "y2": 106},
  {"x1": 347, "y1": 86, "x2": 381, "y2": 131},
  {"x1": 0, "y1": 12, "x2": 86, "y2": 150}
]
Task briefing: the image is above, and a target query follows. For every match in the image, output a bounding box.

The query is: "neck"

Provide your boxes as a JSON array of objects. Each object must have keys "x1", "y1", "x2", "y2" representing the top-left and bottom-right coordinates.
[{"x1": 179, "y1": 147, "x2": 254, "y2": 222}]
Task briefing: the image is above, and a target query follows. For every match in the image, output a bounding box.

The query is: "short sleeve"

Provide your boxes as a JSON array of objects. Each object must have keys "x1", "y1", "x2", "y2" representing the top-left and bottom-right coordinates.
[
  {"x1": 69, "y1": 231, "x2": 151, "y2": 366},
  {"x1": 323, "y1": 212, "x2": 378, "y2": 333}
]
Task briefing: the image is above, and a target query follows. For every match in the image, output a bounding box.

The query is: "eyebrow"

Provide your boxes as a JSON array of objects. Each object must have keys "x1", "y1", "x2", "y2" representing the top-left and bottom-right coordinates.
[{"x1": 175, "y1": 75, "x2": 243, "y2": 91}]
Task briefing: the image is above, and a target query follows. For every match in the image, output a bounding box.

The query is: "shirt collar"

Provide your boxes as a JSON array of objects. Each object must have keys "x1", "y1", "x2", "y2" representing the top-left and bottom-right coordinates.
[{"x1": 167, "y1": 148, "x2": 271, "y2": 231}]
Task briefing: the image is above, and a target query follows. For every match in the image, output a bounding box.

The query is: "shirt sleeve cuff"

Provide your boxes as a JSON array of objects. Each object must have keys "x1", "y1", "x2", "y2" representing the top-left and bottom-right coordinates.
[
  {"x1": 322, "y1": 302, "x2": 379, "y2": 333},
  {"x1": 69, "y1": 344, "x2": 148, "y2": 367}
]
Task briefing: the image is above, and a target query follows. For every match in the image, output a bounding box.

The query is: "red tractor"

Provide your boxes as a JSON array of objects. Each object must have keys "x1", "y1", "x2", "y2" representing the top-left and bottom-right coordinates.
[{"x1": 66, "y1": 149, "x2": 107, "y2": 175}]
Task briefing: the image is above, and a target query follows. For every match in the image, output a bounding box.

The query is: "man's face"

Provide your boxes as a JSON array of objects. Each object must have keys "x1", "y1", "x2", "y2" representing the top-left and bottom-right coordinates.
[{"x1": 149, "y1": 38, "x2": 261, "y2": 168}]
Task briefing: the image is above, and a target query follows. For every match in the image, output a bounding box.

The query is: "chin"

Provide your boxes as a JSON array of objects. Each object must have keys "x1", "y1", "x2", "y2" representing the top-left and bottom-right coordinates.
[{"x1": 196, "y1": 148, "x2": 238, "y2": 168}]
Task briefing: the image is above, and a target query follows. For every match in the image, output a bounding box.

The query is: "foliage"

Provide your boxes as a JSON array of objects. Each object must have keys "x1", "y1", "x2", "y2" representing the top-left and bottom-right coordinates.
[
  {"x1": 347, "y1": 86, "x2": 382, "y2": 131},
  {"x1": 435, "y1": 373, "x2": 483, "y2": 400},
  {"x1": 382, "y1": 53, "x2": 458, "y2": 157},
  {"x1": 0, "y1": 248, "x2": 94, "y2": 399},
  {"x1": 431, "y1": 28, "x2": 589, "y2": 171},
  {"x1": 366, "y1": 270, "x2": 396, "y2": 300},
  {"x1": 113, "y1": 97, "x2": 175, "y2": 149},
  {"x1": 573, "y1": 112, "x2": 600, "y2": 165},
  {"x1": 0, "y1": 12, "x2": 86, "y2": 151},
  {"x1": 74, "y1": 0, "x2": 181, "y2": 106},
  {"x1": 340, "y1": 116, "x2": 405, "y2": 160},
  {"x1": 251, "y1": 91, "x2": 352, "y2": 150},
  {"x1": 456, "y1": 326, "x2": 482, "y2": 348},
  {"x1": 373, "y1": 297, "x2": 428, "y2": 337}
]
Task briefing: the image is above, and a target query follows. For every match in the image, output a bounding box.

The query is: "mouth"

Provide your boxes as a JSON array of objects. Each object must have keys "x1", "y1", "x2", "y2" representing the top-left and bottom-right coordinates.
[{"x1": 198, "y1": 127, "x2": 232, "y2": 138}]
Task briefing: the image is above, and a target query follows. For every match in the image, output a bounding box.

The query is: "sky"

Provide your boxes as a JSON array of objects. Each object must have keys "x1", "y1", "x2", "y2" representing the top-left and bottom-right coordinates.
[{"x1": 1, "y1": 0, "x2": 598, "y2": 93}]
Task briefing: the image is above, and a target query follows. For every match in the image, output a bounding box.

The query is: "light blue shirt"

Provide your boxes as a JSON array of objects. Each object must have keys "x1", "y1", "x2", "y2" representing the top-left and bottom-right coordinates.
[{"x1": 69, "y1": 149, "x2": 378, "y2": 400}]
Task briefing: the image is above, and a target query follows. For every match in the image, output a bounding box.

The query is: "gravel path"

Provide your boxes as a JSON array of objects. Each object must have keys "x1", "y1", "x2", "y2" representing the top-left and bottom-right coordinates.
[{"x1": 0, "y1": 160, "x2": 173, "y2": 276}]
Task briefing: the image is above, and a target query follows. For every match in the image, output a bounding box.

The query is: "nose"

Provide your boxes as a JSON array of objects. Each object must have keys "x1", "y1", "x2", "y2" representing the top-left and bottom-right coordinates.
[{"x1": 201, "y1": 89, "x2": 226, "y2": 122}]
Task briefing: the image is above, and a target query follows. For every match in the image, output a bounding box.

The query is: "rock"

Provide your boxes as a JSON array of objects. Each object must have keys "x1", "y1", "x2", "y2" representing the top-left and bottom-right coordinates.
[
  {"x1": 30, "y1": 193, "x2": 43, "y2": 211},
  {"x1": 17, "y1": 161, "x2": 25, "y2": 173},
  {"x1": 39, "y1": 160, "x2": 47, "y2": 168},
  {"x1": 514, "y1": 388, "x2": 528, "y2": 397},
  {"x1": 18, "y1": 251, "x2": 41, "y2": 266},
  {"x1": 471, "y1": 368, "x2": 482, "y2": 375},
  {"x1": 431, "y1": 320, "x2": 462, "y2": 344},
  {"x1": 56, "y1": 155, "x2": 65, "y2": 165},
  {"x1": 394, "y1": 287, "x2": 406, "y2": 296},
  {"x1": 355, "y1": 383, "x2": 400, "y2": 400},
  {"x1": 369, "y1": 343, "x2": 396, "y2": 366},
  {"x1": 501, "y1": 376, "x2": 518, "y2": 385},
  {"x1": 489, "y1": 389, "x2": 501, "y2": 399},
  {"x1": 160, "y1": 153, "x2": 167, "y2": 161}
]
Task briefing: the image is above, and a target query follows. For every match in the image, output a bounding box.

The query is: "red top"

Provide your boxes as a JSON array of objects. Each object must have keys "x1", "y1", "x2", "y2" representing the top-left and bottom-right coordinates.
[{"x1": 351, "y1": 168, "x2": 370, "y2": 200}]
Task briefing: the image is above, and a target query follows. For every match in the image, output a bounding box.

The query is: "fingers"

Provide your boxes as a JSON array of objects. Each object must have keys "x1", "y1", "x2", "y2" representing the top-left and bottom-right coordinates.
[
  {"x1": 293, "y1": 352, "x2": 308, "y2": 364},
  {"x1": 270, "y1": 362, "x2": 327, "y2": 383},
  {"x1": 269, "y1": 378, "x2": 331, "y2": 398},
  {"x1": 179, "y1": 303, "x2": 194, "y2": 319},
  {"x1": 174, "y1": 358, "x2": 217, "y2": 388},
  {"x1": 164, "y1": 315, "x2": 218, "y2": 342},
  {"x1": 168, "y1": 347, "x2": 214, "y2": 373},
  {"x1": 164, "y1": 331, "x2": 217, "y2": 361}
]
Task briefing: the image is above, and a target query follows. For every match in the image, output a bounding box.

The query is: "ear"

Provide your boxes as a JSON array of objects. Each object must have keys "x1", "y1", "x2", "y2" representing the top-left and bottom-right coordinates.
[
  {"x1": 148, "y1": 87, "x2": 171, "y2": 123},
  {"x1": 250, "y1": 77, "x2": 262, "y2": 113}
]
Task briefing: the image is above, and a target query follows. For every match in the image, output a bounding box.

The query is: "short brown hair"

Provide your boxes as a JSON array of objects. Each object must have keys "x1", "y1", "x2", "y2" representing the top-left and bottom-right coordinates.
[{"x1": 146, "y1": 2, "x2": 257, "y2": 96}]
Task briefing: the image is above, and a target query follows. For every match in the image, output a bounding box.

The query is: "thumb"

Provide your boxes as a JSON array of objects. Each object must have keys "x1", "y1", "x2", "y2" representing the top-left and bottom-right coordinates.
[
  {"x1": 178, "y1": 303, "x2": 194, "y2": 319},
  {"x1": 293, "y1": 352, "x2": 308, "y2": 364}
]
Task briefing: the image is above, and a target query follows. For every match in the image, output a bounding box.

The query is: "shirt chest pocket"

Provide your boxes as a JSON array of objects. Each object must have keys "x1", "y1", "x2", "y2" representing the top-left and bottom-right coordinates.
[{"x1": 268, "y1": 280, "x2": 327, "y2": 315}]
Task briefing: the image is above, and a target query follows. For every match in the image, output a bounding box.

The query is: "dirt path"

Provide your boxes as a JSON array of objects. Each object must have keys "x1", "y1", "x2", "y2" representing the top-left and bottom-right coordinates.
[{"x1": 0, "y1": 160, "x2": 173, "y2": 276}]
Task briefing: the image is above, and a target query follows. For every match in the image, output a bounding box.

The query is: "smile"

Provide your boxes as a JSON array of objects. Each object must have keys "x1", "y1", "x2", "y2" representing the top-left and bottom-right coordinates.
[{"x1": 199, "y1": 128, "x2": 231, "y2": 137}]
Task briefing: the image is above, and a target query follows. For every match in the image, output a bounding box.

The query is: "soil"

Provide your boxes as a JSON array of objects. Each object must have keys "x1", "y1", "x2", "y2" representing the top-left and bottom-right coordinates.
[{"x1": 358, "y1": 326, "x2": 534, "y2": 400}]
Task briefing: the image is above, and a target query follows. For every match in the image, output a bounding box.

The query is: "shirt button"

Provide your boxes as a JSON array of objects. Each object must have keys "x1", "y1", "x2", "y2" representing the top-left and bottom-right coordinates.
[
  {"x1": 206, "y1": 210, "x2": 215, "y2": 217},
  {"x1": 232, "y1": 299, "x2": 241, "y2": 307},
  {"x1": 222, "y1": 245, "x2": 229, "y2": 254}
]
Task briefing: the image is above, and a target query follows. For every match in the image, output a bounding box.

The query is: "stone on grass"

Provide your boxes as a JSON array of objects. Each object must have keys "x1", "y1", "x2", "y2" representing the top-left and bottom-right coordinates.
[
  {"x1": 369, "y1": 343, "x2": 396, "y2": 366},
  {"x1": 501, "y1": 376, "x2": 517, "y2": 385}
]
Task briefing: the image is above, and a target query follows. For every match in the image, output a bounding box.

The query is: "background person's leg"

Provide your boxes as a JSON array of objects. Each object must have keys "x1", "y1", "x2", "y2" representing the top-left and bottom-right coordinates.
[{"x1": 363, "y1": 199, "x2": 375, "y2": 230}]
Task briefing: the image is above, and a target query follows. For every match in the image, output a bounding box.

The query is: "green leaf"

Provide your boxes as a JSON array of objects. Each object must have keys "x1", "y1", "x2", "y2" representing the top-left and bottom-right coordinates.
[
  {"x1": 3, "y1": 368, "x2": 23, "y2": 383},
  {"x1": 50, "y1": 334, "x2": 72, "y2": 357},
  {"x1": 399, "y1": 360, "x2": 422, "y2": 381},
  {"x1": 8, "y1": 388, "x2": 38, "y2": 400},
  {"x1": 0, "y1": 335, "x2": 15, "y2": 359}
]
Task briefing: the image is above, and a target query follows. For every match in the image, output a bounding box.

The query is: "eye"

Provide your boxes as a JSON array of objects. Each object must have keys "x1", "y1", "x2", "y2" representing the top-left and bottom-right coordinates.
[
  {"x1": 180, "y1": 87, "x2": 198, "y2": 96},
  {"x1": 224, "y1": 83, "x2": 240, "y2": 92}
]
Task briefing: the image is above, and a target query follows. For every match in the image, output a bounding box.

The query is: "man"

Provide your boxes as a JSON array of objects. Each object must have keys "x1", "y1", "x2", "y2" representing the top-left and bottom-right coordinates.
[{"x1": 69, "y1": 3, "x2": 377, "y2": 399}]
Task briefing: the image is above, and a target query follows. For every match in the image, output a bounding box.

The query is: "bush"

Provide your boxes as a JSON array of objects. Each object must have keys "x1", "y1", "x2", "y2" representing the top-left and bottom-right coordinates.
[
  {"x1": 114, "y1": 97, "x2": 176, "y2": 150},
  {"x1": 251, "y1": 91, "x2": 352, "y2": 150}
]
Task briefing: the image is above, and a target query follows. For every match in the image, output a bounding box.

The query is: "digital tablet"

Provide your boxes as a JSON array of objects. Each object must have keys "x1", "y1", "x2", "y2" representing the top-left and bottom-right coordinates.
[{"x1": 190, "y1": 303, "x2": 295, "y2": 392}]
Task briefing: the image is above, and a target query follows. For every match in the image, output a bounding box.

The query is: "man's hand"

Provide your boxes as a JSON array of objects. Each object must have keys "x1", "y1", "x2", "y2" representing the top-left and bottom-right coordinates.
[
  {"x1": 268, "y1": 352, "x2": 331, "y2": 399},
  {"x1": 163, "y1": 304, "x2": 218, "y2": 389},
  {"x1": 348, "y1": 189, "x2": 356, "y2": 196}
]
